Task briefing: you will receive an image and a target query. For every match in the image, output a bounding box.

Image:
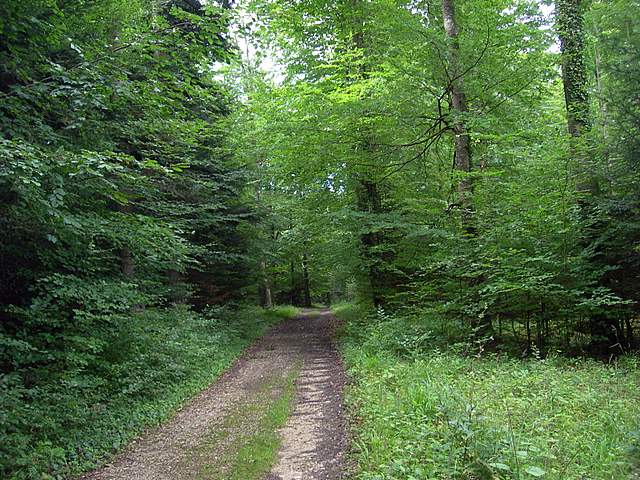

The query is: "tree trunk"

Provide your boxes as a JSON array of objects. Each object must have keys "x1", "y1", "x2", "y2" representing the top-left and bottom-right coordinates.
[
  {"x1": 556, "y1": 0, "x2": 598, "y2": 195},
  {"x1": 120, "y1": 247, "x2": 134, "y2": 277},
  {"x1": 441, "y1": 0, "x2": 489, "y2": 335},
  {"x1": 301, "y1": 253, "x2": 311, "y2": 308},
  {"x1": 593, "y1": 34, "x2": 608, "y2": 140},
  {"x1": 350, "y1": 0, "x2": 393, "y2": 308},
  {"x1": 167, "y1": 268, "x2": 185, "y2": 304},
  {"x1": 556, "y1": 0, "x2": 619, "y2": 351},
  {"x1": 118, "y1": 203, "x2": 144, "y2": 311},
  {"x1": 119, "y1": 204, "x2": 134, "y2": 278},
  {"x1": 526, "y1": 313, "x2": 532, "y2": 354},
  {"x1": 254, "y1": 174, "x2": 273, "y2": 309},
  {"x1": 290, "y1": 259, "x2": 298, "y2": 305},
  {"x1": 592, "y1": 21, "x2": 614, "y2": 189},
  {"x1": 442, "y1": 0, "x2": 474, "y2": 235},
  {"x1": 260, "y1": 260, "x2": 272, "y2": 308},
  {"x1": 355, "y1": 180, "x2": 389, "y2": 308}
]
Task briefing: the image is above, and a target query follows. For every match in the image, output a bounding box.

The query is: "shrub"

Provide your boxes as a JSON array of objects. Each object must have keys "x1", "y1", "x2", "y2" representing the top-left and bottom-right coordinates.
[
  {"x1": 0, "y1": 305, "x2": 292, "y2": 479},
  {"x1": 339, "y1": 303, "x2": 640, "y2": 480}
]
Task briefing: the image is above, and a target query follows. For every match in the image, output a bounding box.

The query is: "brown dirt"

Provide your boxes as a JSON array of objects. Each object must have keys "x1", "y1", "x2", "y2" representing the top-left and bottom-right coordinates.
[
  {"x1": 266, "y1": 309, "x2": 347, "y2": 480},
  {"x1": 80, "y1": 308, "x2": 347, "y2": 480}
]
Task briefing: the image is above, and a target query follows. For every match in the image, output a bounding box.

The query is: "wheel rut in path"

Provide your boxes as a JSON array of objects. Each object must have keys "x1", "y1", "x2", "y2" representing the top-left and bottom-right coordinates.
[{"x1": 81, "y1": 308, "x2": 347, "y2": 480}]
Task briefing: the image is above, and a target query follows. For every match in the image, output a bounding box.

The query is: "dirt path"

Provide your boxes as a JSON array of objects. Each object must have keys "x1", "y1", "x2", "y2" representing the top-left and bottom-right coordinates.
[{"x1": 81, "y1": 309, "x2": 347, "y2": 480}]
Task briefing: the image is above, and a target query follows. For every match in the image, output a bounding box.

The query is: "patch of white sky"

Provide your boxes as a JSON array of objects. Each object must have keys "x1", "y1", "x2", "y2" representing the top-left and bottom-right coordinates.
[
  {"x1": 208, "y1": 1, "x2": 285, "y2": 84},
  {"x1": 538, "y1": 1, "x2": 561, "y2": 53},
  {"x1": 500, "y1": 1, "x2": 559, "y2": 52}
]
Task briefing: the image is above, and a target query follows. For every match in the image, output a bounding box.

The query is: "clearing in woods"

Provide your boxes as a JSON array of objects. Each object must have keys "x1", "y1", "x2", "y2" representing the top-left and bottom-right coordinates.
[{"x1": 81, "y1": 309, "x2": 347, "y2": 480}]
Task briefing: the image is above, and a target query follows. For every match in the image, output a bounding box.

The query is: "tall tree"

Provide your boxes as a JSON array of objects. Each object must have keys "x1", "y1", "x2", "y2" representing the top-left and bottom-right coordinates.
[
  {"x1": 349, "y1": 0, "x2": 397, "y2": 307},
  {"x1": 556, "y1": 0, "x2": 597, "y2": 195},
  {"x1": 442, "y1": 0, "x2": 474, "y2": 235}
]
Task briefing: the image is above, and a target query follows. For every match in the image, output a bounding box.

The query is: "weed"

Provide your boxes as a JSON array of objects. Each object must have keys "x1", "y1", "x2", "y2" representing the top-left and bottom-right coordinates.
[
  {"x1": 0, "y1": 305, "x2": 296, "y2": 479},
  {"x1": 336, "y1": 303, "x2": 640, "y2": 480}
]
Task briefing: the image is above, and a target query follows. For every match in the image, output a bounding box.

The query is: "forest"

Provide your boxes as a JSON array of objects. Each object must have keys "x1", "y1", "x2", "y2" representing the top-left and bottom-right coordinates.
[{"x1": 1, "y1": 0, "x2": 639, "y2": 479}]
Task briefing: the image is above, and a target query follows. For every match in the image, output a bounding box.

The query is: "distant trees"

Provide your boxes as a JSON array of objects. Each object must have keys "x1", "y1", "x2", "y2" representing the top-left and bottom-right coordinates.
[{"x1": 240, "y1": 0, "x2": 639, "y2": 353}]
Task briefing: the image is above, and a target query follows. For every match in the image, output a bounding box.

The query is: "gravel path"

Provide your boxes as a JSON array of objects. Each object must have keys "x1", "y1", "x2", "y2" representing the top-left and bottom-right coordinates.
[{"x1": 80, "y1": 309, "x2": 347, "y2": 480}]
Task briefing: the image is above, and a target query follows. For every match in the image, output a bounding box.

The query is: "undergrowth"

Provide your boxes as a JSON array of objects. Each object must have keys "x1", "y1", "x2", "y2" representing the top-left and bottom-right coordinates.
[
  {"x1": 0, "y1": 304, "x2": 296, "y2": 480},
  {"x1": 334, "y1": 302, "x2": 640, "y2": 480}
]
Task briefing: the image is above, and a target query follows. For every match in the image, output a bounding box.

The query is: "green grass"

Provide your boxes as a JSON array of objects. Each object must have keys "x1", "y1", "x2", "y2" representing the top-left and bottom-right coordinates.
[
  {"x1": 335, "y1": 302, "x2": 640, "y2": 480},
  {"x1": 229, "y1": 375, "x2": 296, "y2": 480},
  {"x1": 195, "y1": 364, "x2": 299, "y2": 480},
  {"x1": 263, "y1": 305, "x2": 301, "y2": 321},
  {"x1": 0, "y1": 304, "x2": 297, "y2": 480}
]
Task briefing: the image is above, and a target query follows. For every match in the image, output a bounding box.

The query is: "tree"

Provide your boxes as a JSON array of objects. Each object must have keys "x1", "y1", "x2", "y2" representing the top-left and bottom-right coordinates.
[
  {"x1": 556, "y1": 0, "x2": 598, "y2": 195},
  {"x1": 0, "y1": 2, "x2": 260, "y2": 473},
  {"x1": 442, "y1": 0, "x2": 474, "y2": 235}
]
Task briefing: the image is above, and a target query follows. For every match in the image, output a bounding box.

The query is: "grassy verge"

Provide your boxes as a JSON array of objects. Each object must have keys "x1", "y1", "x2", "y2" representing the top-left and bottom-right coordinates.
[
  {"x1": 1, "y1": 304, "x2": 297, "y2": 480},
  {"x1": 334, "y1": 302, "x2": 640, "y2": 480}
]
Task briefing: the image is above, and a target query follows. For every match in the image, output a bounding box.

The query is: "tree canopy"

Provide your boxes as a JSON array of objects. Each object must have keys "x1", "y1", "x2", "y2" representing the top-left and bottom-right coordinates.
[{"x1": 1, "y1": 0, "x2": 639, "y2": 477}]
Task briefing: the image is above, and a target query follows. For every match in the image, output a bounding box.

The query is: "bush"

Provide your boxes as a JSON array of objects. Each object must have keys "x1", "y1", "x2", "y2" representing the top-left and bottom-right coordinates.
[
  {"x1": 0, "y1": 305, "x2": 292, "y2": 480},
  {"x1": 338, "y1": 303, "x2": 640, "y2": 480}
]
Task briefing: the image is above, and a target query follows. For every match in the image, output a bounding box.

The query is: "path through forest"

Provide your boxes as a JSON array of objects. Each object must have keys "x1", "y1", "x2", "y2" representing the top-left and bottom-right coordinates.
[{"x1": 81, "y1": 309, "x2": 347, "y2": 480}]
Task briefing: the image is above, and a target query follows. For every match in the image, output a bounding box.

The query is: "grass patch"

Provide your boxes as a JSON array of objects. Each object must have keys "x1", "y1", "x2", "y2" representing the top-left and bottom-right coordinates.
[
  {"x1": 1, "y1": 305, "x2": 297, "y2": 480},
  {"x1": 195, "y1": 365, "x2": 299, "y2": 480},
  {"x1": 263, "y1": 305, "x2": 301, "y2": 321},
  {"x1": 336, "y1": 303, "x2": 640, "y2": 480},
  {"x1": 223, "y1": 367, "x2": 298, "y2": 479}
]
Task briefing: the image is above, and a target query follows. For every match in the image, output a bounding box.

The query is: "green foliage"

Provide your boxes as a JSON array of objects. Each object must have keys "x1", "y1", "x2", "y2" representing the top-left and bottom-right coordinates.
[
  {"x1": 2, "y1": 0, "x2": 640, "y2": 477},
  {"x1": 0, "y1": 0, "x2": 254, "y2": 309},
  {"x1": 0, "y1": 0, "x2": 270, "y2": 478},
  {"x1": 0, "y1": 305, "x2": 292, "y2": 479},
  {"x1": 238, "y1": 0, "x2": 640, "y2": 353},
  {"x1": 338, "y1": 303, "x2": 640, "y2": 480}
]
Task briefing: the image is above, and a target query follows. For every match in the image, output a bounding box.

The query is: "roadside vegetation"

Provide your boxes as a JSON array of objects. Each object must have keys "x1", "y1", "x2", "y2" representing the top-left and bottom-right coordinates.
[
  {"x1": 194, "y1": 363, "x2": 299, "y2": 480},
  {"x1": 0, "y1": 305, "x2": 296, "y2": 479},
  {"x1": 336, "y1": 302, "x2": 640, "y2": 480},
  {"x1": 0, "y1": 0, "x2": 298, "y2": 477}
]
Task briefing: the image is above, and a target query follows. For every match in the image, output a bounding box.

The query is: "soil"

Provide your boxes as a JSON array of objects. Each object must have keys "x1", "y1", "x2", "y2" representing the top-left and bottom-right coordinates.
[{"x1": 80, "y1": 308, "x2": 347, "y2": 480}]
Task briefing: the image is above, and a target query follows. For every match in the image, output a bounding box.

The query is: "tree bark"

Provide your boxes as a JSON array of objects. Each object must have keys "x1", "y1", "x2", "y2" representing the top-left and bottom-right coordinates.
[
  {"x1": 120, "y1": 248, "x2": 134, "y2": 277},
  {"x1": 260, "y1": 260, "x2": 272, "y2": 308},
  {"x1": 254, "y1": 173, "x2": 273, "y2": 309},
  {"x1": 355, "y1": 180, "x2": 389, "y2": 308},
  {"x1": 167, "y1": 268, "x2": 185, "y2": 304},
  {"x1": 557, "y1": 0, "x2": 619, "y2": 351},
  {"x1": 556, "y1": 0, "x2": 598, "y2": 195},
  {"x1": 290, "y1": 259, "x2": 298, "y2": 305},
  {"x1": 301, "y1": 253, "x2": 311, "y2": 308},
  {"x1": 119, "y1": 204, "x2": 134, "y2": 278},
  {"x1": 350, "y1": 0, "x2": 392, "y2": 307},
  {"x1": 442, "y1": 0, "x2": 474, "y2": 235},
  {"x1": 441, "y1": 0, "x2": 492, "y2": 336}
]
